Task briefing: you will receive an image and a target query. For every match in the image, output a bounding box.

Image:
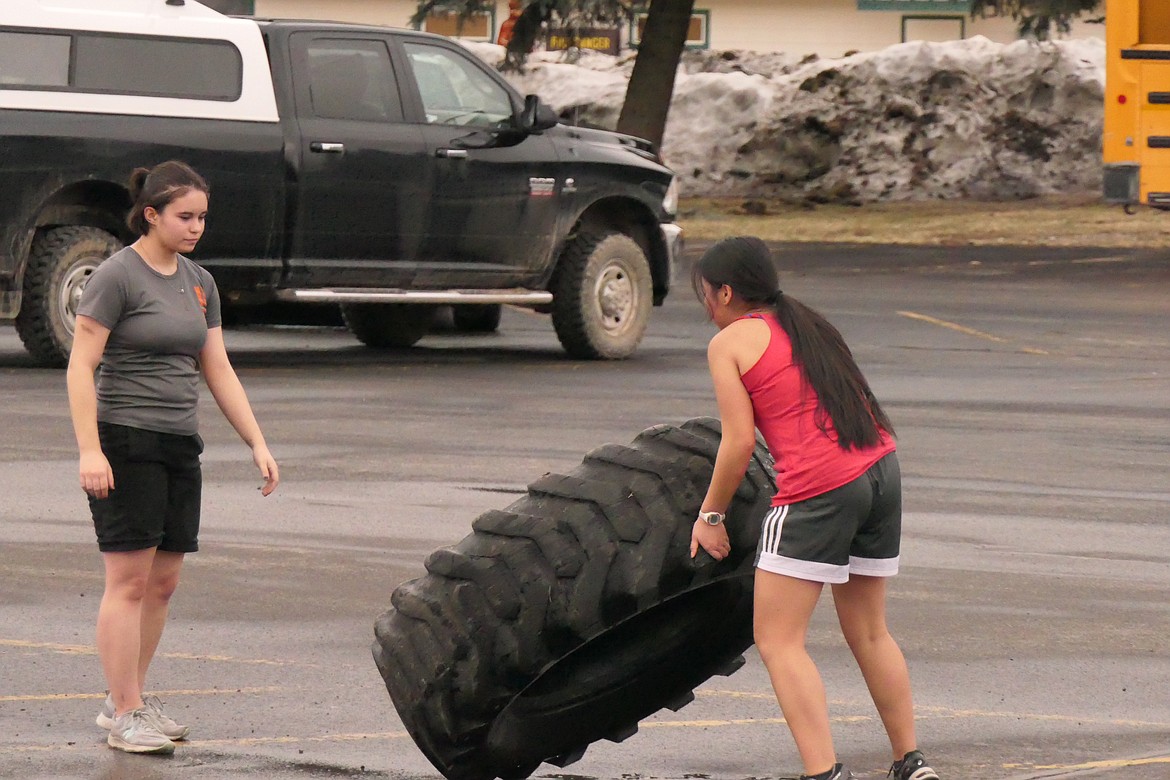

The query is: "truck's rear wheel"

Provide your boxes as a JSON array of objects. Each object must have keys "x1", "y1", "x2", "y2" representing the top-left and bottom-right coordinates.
[
  {"x1": 15, "y1": 226, "x2": 123, "y2": 367},
  {"x1": 372, "y1": 417, "x2": 775, "y2": 780},
  {"x1": 551, "y1": 231, "x2": 652, "y2": 360},
  {"x1": 341, "y1": 303, "x2": 436, "y2": 349}
]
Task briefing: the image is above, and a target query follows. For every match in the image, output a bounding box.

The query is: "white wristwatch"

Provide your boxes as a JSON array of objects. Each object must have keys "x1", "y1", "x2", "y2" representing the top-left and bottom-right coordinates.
[{"x1": 698, "y1": 510, "x2": 725, "y2": 526}]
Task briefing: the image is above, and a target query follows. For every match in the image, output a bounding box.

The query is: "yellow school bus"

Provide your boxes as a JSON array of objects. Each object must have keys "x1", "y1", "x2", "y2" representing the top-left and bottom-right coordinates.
[{"x1": 1104, "y1": 0, "x2": 1170, "y2": 207}]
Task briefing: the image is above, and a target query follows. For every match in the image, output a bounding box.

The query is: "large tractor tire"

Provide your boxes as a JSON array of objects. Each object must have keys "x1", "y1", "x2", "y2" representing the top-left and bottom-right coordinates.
[
  {"x1": 372, "y1": 417, "x2": 775, "y2": 780},
  {"x1": 341, "y1": 303, "x2": 437, "y2": 349},
  {"x1": 15, "y1": 226, "x2": 123, "y2": 367},
  {"x1": 550, "y1": 231, "x2": 653, "y2": 360}
]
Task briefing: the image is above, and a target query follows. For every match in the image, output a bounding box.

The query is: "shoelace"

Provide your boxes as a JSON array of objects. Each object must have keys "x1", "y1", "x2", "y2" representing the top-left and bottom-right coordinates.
[{"x1": 123, "y1": 708, "x2": 160, "y2": 736}]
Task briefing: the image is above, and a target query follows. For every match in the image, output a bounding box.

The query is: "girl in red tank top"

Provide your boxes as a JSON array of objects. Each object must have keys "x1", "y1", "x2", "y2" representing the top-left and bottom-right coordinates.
[
  {"x1": 687, "y1": 237, "x2": 938, "y2": 780},
  {"x1": 738, "y1": 310, "x2": 895, "y2": 505}
]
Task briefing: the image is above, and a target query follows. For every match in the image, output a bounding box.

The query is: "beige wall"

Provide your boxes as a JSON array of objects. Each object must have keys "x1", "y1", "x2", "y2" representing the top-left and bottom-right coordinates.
[
  {"x1": 253, "y1": 0, "x2": 1103, "y2": 55},
  {"x1": 697, "y1": 0, "x2": 1102, "y2": 56},
  {"x1": 254, "y1": 0, "x2": 421, "y2": 29}
]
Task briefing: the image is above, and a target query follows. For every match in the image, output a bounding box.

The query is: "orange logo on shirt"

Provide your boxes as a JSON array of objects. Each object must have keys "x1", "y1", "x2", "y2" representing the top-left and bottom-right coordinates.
[{"x1": 194, "y1": 285, "x2": 207, "y2": 314}]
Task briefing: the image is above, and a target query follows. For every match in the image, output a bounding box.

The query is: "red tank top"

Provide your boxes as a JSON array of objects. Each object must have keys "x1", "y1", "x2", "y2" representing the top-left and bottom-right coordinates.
[{"x1": 738, "y1": 313, "x2": 895, "y2": 505}]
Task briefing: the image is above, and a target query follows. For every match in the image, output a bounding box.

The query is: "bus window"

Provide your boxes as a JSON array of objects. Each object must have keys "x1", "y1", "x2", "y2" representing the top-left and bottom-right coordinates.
[{"x1": 1140, "y1": 0, "x2": 1170, "y2": 44}]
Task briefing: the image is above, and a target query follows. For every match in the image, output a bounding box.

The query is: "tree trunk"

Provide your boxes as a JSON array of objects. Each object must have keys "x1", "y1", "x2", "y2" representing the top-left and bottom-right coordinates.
[{"x1": 616, "y1": 0, "x2": 695, "y2": 151}]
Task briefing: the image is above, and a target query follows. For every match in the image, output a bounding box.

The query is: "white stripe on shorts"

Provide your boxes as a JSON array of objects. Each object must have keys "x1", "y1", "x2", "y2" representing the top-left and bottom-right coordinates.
[
  {"x1": 848, "y1": 554, "x2": 900, "y2": 577},
  {"x1": 760, "y1": 504, "x2": 787, "y2": 554},
  {"x1": 755, "y1": 503, "x2": 900, "y2": 584},
  {"x1": 757, "y1": 552, "x2": 850, "y2": 584}
]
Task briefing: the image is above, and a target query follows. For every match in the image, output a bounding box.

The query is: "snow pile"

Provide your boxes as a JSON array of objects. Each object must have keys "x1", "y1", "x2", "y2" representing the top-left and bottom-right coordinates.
[{"x1": 464, "y1": 37, "x2": 1105, "y2": 202}]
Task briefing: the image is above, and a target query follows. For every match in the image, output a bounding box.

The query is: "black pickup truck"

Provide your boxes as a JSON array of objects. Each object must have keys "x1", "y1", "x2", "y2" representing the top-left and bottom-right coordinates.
[{"x1": 0, "y1": 0, "x2": 682, "y2": 365}]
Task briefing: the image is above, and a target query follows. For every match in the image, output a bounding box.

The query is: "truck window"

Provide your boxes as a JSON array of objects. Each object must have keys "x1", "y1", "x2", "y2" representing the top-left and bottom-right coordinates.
[
  {"x1": 306, "y1": 39, "x2": 403, "y2": 123},
  {"x1": 0, "y1": 32, "x2": 70, "y2": 87},
  {"x1": 0, "y1": 29, "x2": 241, "y2": 100},
  {"x1": 403, "y1": 43, "x2": 513, "y2": 127}
]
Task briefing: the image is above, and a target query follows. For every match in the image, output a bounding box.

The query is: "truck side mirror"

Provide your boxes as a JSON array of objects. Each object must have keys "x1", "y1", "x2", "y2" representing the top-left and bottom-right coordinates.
[{"x1": 519, "y1": 94, "x2": 559, "y2": 134}]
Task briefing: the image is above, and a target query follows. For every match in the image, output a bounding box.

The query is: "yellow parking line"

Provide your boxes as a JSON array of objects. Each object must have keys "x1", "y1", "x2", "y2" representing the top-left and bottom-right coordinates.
[
  {"x1": 644, "y1": 715, "x2": 872, "y2": 729},
  {"x1": 0, "y1": 686, "x2": 283, "y2": 704},
  {"x1": 1011, "y1": 755, "x2": 1170, "y2": 771},
  {"x1": 0, "y1": 638, "x2": 303, "y2": 666},
  {"x1": 897, "y1": 310, "x2": 1049, "y2": 355},
  {"x1": 0, "y1": 730, "x2": 413, "y2": 754},
  {"x1": 194, "y1": 731, "x2": 411, "y2": 747},
  {"x1": 696, "y1": 689, "x2": 1170, "y2": 730}
]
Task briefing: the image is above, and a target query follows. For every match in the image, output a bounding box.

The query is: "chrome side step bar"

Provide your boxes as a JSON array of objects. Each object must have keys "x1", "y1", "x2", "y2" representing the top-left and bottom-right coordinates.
[{"x1": 276, "y1": 288, "x2": 553, "y2": 305}]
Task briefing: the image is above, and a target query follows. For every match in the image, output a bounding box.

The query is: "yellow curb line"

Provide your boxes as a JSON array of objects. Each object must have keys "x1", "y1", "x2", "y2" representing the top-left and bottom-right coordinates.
[{"x1": 897, "y1": 310, "x2": 1049, "y2": 355}]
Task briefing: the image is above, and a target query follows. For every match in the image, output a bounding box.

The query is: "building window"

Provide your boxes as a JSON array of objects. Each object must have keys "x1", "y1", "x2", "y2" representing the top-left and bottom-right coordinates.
[
  {"x1": 631, "y1": 9, "x2": 710, "y2": 49},
  {"x1": 423, "y1": 11, "x2": 495, "y2": 41},
  {"x1": 902, "y1": 15, "x2": 966, "y2": 42},
  {"x1": 859, "y1": 0, "x2": 972, "y2": 10}
]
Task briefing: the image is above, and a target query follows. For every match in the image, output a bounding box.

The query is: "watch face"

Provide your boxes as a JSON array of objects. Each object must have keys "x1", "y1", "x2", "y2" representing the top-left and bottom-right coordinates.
[{"x1": 703, "y1": 512, "x2": 723, "y2": 525}]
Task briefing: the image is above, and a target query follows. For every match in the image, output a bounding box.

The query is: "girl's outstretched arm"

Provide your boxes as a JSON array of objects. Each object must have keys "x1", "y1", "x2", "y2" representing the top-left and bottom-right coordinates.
[{"x1": 200, "y1": 327, "x2": 279, "y2": 496}]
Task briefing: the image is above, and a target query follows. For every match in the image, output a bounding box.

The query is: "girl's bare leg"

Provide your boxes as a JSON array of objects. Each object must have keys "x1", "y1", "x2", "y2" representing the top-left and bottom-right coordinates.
[
  {"x1": 97, "y1": 549, "x2": 155, "y2": 715},
  {"x1": 832, "y1": 574, "x2": 917, "y2": 760},
  {"x1": 754, "y1": 570, "x2": 836, "y2": 776},
  {"x1": 137, "y1": 550, "x2": 185, "y2": 691}
]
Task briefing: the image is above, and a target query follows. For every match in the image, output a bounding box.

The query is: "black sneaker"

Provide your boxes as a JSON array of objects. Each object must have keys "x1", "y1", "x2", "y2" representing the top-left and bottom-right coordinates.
[
  {"x1": 786, "y1": 764, "x2": 855, "y2": 780},
  {"x1": 889, "y1": 750, "x2": 939, "y2": 780}
]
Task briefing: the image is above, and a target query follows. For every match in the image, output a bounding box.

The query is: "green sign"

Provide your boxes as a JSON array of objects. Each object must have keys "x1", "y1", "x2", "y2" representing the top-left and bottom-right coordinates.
[{"x1": 858, "y1": 0, "x2": 972, "y2": 10}]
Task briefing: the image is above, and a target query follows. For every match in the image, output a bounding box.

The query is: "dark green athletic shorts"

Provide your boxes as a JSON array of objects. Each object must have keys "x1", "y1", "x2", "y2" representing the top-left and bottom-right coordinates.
[{"x1": 754, "y1": 452, "x2": 901, "y2": 584}]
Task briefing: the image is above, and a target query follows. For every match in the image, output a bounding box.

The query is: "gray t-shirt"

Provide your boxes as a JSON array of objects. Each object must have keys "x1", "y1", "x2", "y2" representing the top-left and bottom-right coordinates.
[{"x1": 77, "y1": 246, "x2": 222, "y2": 435}]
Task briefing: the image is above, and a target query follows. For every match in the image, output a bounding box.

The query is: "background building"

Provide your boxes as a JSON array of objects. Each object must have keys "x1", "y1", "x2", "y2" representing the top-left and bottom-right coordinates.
[{"x1": 208, "y1": 0, "x2": 1104, "y2": 55}]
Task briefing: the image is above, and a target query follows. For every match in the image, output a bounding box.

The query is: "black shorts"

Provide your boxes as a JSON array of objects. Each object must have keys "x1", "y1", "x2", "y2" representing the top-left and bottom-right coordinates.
[
  {"x1": 755, "y1": 452, "x2": 901, "y2": 584},
  {"x1": 89, "y1": 422, "x2": 203, "y2": 554}
]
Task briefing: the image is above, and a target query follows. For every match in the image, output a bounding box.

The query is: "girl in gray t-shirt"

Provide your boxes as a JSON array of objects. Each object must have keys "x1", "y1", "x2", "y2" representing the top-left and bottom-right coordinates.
[{"x1": 65, "y1": 161, "x2": 279, "y2": 755}]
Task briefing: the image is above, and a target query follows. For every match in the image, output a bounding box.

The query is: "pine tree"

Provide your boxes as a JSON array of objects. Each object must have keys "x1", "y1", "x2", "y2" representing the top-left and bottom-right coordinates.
[{"x1": 971, "y1": 0, "x2": 1104, "y2": 40}]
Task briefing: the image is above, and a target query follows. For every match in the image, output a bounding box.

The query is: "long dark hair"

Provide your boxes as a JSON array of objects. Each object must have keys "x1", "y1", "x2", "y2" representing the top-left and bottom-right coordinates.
[
  {"x1": 692, "y1": 236, "x2": 894, "y2": 449},
  {"x1": 126, "y1": 160, "x2": 209, "y2": 236}
]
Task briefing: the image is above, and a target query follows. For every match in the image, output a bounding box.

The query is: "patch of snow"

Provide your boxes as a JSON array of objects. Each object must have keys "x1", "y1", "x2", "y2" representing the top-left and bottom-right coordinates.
[{"x1": 465, "y1": 36, "x2": 1105, "y2": 203}]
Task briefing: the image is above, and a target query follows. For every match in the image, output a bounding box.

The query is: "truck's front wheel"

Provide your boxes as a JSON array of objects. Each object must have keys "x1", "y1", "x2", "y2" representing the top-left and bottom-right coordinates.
[
  {"x1": 551, "y1": 231, "x2": 652, "y2": 360},
  {"x1": 341, "y1": 303, "x2": 436, "y2": 349},
  {"x1": 15, "y1": 226, "x2": 123, "y2": 367}
]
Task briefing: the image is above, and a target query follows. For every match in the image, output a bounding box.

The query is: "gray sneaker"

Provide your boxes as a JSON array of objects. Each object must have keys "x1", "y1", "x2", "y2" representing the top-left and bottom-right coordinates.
[
  {"x1": 95, "y1": 693, "x2": 116, "y2": 730},
  {"x1": 97, "y1": 693, "x2": 189, "y2": 741},
  {"x1": 142, "y1": 694, "x2": 190, "y2": 741},
  {"x1": 106, "y1": 708, "x2": 175, "y2": 754}
]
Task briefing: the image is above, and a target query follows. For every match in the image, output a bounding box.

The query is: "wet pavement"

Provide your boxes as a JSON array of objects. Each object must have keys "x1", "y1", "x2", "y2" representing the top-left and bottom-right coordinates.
[{"x1": 1, "y1": 243, "x2": 1168, "y2": 779}]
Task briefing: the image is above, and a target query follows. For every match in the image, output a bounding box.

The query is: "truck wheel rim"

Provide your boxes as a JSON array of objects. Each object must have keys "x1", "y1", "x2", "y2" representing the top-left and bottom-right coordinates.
[
  {"x1": 594, "y1": 261, "x2": 634, "y2": 333},
  {"x1": 60, "y1": 263, "x2": 97, "y2": 337}
]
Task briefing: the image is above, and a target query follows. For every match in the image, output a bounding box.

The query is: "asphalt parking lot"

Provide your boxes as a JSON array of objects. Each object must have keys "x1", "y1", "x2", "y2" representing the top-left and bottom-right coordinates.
[{"x1": 1, "y1": 243, "x2": 1168, "y2": 780}]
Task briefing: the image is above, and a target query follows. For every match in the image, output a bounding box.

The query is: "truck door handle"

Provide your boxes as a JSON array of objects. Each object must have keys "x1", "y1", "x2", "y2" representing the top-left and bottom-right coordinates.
[
  {"x1": 310, "y1": 142, "x2": 345, "y2": 154},
  {"x1": 436, "y1": 148, "x2": 468, "y2": 159}
]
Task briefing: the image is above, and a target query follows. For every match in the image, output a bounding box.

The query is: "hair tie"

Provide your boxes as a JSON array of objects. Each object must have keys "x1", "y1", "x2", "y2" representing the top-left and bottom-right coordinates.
[{"x1": 768, "y1": 291, "x2": 783, "y2": 305}]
